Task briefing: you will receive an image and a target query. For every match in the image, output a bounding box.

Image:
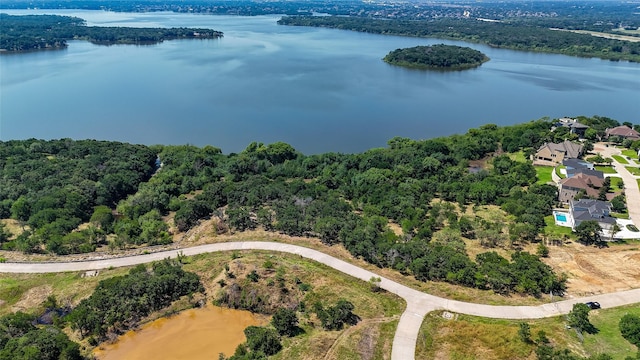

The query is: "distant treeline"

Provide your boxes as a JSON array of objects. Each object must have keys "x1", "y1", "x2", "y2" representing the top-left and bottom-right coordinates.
[
  {"x1": 0, "y1": 14, "x2": 223, "y2": 52},
  {"x1": 278, "y1": 16, "x2": 640, "y2": 63}
]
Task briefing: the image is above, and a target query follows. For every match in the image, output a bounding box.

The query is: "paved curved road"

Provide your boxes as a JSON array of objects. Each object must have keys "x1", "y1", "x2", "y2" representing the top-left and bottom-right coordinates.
[
  {"x1": 594, "y1": 143, "x2": 640, "y2": 226},
  {"x1": 2, "y1": 241, "x2": 640, "y2": 360}
]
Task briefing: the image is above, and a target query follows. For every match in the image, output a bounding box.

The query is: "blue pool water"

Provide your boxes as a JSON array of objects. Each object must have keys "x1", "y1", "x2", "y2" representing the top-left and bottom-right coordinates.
[{"x1": 556, "y1": 214, "x2": 567, "y2": 222}]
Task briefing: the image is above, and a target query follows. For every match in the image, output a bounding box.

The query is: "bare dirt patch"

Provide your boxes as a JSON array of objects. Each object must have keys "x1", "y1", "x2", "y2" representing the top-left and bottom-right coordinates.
[
  {"x1": 12, "y1": 284, "x2": 52, "y2": 312},
  {"x1": 1, "y1": 219, "x2": 25, "y2": 239},
  {"x1": 545, "y1": 242, "x2": 640, "y2": 296}
]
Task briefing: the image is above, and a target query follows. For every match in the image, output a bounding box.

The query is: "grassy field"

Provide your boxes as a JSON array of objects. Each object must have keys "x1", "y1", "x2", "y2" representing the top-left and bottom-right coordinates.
[
  {"x1": 415, "y1": 311, "x2": 577, "y2": 360},
  {"x1": 612, "y1": 155, "x2": 629, "y2": 164},
  {"x1": 595, "y1": 166, "x2": 618, "y2": 174},
  {"x1": 0, "y1": 268, "x2": 129, "y2": 316},
  {"x1": 584, "y1": 304, "x2": 640, "y2": 359},
  {"x1": 626, "y1": 166, "x2": 640, "y2": 176},
  {"x1": 508, "y1": 151, "x2": 528, "y2": 163},
  {"x1": 1, "y1": 251, "x2": 405, "y2": 360},
  {"x1": 416, "y1": 305, "x2": 640, "y2": 360},
  {"x1": 621, "y1": 149, "x2": 638, "y2": 158},
  {"x1": 536, "y1": 166, "x2": 554, "y2": 184},
  {"x1": 610, "y1": 177, "x2": 625, "y2": 192},
  {"x1": 611, "y1": 212, "x2": 630, "y2": 219}
]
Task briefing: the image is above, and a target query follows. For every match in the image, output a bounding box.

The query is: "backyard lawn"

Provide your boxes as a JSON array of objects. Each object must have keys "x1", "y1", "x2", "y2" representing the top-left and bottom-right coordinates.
[
  {"x1": 535, "y1": 166, "x2": 554, "y2": 184},
  {"x1": 543, "y1": 215, "x2": 574, "y2": 239},
  {"x1": 610, "y1": 177, "x2": 624, "y2": 191},
  {"x1": 508, "y1": 150, "x2": 527, "y2": 163}
]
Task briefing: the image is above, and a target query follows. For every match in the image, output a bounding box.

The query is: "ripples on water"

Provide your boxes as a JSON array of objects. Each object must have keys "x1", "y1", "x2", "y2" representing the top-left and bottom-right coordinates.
[{"x1": 1, "y1": 10, "x2": 639, "y2": 153}]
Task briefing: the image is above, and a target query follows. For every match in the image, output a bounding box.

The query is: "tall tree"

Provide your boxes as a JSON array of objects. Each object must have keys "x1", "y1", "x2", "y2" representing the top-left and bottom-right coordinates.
[{"x1": 575, "y1": 221, "x2": 602, "y2": 246}]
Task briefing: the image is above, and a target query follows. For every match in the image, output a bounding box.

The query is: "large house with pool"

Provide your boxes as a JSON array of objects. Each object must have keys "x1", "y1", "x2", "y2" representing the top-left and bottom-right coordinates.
[
  {"x1": 569, "y1": 199, "x2": 617, "y2": 231},
  {"x1": 553, "y1": 199, "x2": 617, "y2": 233}
]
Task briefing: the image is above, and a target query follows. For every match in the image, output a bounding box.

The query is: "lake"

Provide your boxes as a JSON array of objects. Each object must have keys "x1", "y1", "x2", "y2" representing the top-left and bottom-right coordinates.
[{"x1": 1, "y1": 10, "x2": 639, "y2": 154}]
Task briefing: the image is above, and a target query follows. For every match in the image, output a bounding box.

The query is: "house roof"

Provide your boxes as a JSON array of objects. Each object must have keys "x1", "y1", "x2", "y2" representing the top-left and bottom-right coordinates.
[
  {"x1": 569, "y1": 122, "x2": 589, "y2": 129},
  {"x1": 562, "y1": 158, "x2": 592, "y2": 170},
  {"x1": 571, "y1": 199, "x2": 611, "y2": 214},
  {"x1": 557, "y1": 118, "x2": 589, "y2": 130},
  {"x1": 571, "y1": 198, "x2": 616, "y2": 225},
  {"x1": 573, "y1": 169, "x2": 604, "y2": 180},
  {"x1": 573, "y1": 210, "x2": 617, "y2": 225},
  {"x1": 606, "y1": 125, "x2": 640, "y2": 139},
  {"x1": 537, "y1": 140, "x2": 584, "y2": 159},
  {"x1": 560, "y1": 173, "x2": 604, "y2": 193}
]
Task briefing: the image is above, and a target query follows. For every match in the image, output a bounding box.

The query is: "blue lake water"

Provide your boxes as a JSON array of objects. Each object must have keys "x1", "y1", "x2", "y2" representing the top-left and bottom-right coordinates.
[{"x1": 1, "y1": 10, "x2": 639, "y2": 154}]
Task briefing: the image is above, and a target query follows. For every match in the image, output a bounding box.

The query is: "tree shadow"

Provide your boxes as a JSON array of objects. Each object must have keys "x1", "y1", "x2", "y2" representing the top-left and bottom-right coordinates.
[
  {"x1": 289, "y1": 326, "x2": 305, "y2": 337},
  {"x1": 345, "y1": 314, "x2": 361, "y2": 327},
  {"x1": 582, "y1": 324, "x2": 599, "y2": 335}
]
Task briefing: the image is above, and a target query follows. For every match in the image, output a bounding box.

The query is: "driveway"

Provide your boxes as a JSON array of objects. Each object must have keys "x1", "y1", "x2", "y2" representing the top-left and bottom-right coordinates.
[
  {"x1": 593, "y1": 143, "x2": 640, "y2": 227},
  {"x1": 3, "y1": 241, "x2": 640, "y2": 360}
]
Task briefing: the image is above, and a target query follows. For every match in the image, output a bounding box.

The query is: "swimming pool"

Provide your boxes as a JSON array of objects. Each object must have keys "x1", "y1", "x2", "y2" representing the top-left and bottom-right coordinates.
[{"x1": 556, "y1": 214, "x2": 567, "y2": 222}]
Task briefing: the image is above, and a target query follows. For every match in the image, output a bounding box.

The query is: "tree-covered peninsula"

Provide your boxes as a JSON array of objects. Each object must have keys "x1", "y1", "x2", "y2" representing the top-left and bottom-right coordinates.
[
  {"x1": 383, "y1": 44, "x2": 489, "y2": 70},
  {"x1": 278, "y1": 16, "x2": 640, "y2": 63},
  {"x1": 0, "y1": 14, "x2": 223, "y2": 52}
]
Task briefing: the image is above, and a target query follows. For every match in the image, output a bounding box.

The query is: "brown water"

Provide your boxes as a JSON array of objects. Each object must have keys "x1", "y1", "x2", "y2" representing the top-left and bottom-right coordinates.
[{"x1": 94, "y1": 305, "x2": 267, "y2": 360}]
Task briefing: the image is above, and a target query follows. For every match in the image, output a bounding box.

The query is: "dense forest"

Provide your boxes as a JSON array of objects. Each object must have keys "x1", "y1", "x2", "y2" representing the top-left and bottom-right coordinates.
[
  {"x1": 0, "y1": 311, "x2": 82, "y2": 360},
  {"x1": 278, "y1": 16, "x2": 640, "y2": 63},
  {"x1": 0, "y1": 139, "x2": 159, "y2": 254},
  {"x1": 0, "y1": 14, "x2": 223, "y2": 52},
  {"x1": 0, "y1": 115, "x2": 637, "y2": 358},
  {"x1": 383, "y1": 44, "x2": 489, "y2": 70},
  {"x1": 4, "y1": 116, "x2": 623, "y2": 297}
]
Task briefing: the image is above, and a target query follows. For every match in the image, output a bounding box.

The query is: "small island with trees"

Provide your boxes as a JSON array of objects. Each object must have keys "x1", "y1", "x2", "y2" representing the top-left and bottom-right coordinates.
[{"x1": 383, "y1": 44, "x2": 489, "y2": 70}]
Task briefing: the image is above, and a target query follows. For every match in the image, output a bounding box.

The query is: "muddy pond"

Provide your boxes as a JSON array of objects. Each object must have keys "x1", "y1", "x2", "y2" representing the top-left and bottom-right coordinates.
[{"x1": 94, "y1": 305, "x2": 267, "y2": 360}]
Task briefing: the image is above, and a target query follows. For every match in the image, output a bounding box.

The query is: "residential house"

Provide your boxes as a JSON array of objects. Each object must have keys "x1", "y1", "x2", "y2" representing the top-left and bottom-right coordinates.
[
  {"x1": 605, "y1": 125, "x2": 640, "y2": 141},
  {"x1": 570, "y1": 199, "x2": 617, "y2": 231},
  {"x1": 558, "y1": 173, "x2": 604, "y2": 203},
  {"x1": 533, "y1": 140, "x2": 584, "y2": 166},
  {"x1": 557, "y1": 118, "x2": 590, "y2": 138},
  {"x1": 562, "y1": 158, "x2": 602, "y2": 178}
]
